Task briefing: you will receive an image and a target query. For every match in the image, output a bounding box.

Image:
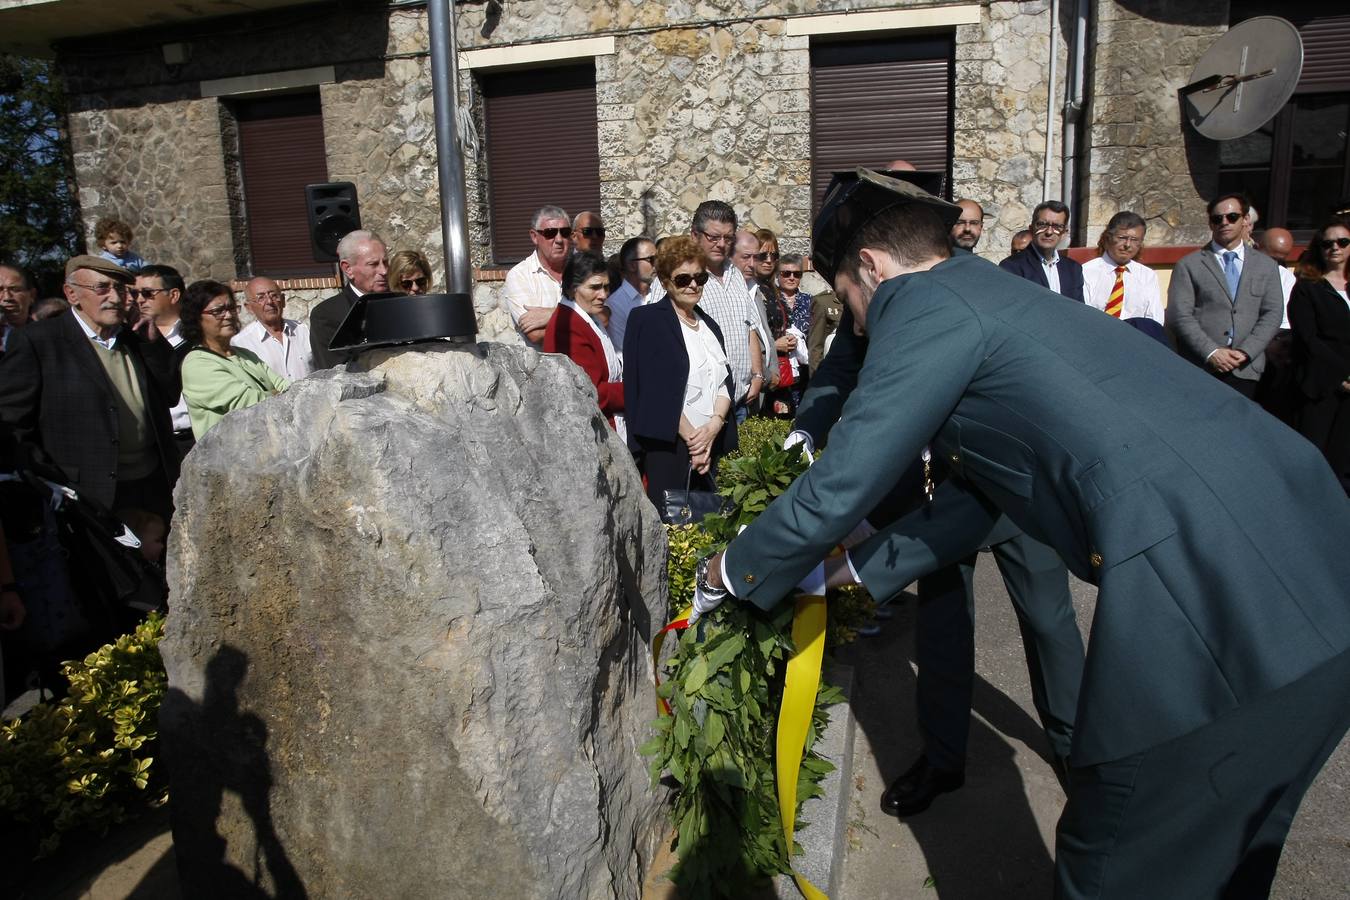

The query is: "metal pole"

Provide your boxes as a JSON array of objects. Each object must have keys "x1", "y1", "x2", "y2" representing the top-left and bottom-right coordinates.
[{"x1": 427, "y1": 0, "x2": 472, "y2": 295}]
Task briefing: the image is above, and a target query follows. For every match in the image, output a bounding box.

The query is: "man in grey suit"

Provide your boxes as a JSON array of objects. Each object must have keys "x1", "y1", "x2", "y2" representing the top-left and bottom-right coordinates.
[
  {"x1": 1167, "y1": 193, "x2": 1284, "y2": 399},
  {"x1": 701, "y1": 170, "x2": 1350, "y2": 898}
]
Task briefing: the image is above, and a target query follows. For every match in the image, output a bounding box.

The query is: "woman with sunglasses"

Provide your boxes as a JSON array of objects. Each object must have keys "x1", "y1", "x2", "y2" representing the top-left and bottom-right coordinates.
[
  {"x1": 179, "y1": 280, "x2": 289, "y2": 439},
  {"x1": 543, "y1": 251, "x2": 625, "y2": 435},
  {"x1": 623, "y1": 235, "x2": 738, "y2": 507},
  {"x1": 389, "y1": 250, "x2": 433, "y2": 296},
  {"x1": 752, "y1": 229, "x2": 803, "y2": 417},
  {"x1": 1287, "y1": 220, "x2": 1350, "y2": 492}
]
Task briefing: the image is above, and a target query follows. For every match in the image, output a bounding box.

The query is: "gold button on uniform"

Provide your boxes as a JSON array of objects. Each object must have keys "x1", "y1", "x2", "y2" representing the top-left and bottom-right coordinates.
[
  {"x1": 744, "y1": 574, "x2": 756, "y2": 584},
  {"x1": 1090, "y1": 552, "x2": 1103, "y2": 567}
]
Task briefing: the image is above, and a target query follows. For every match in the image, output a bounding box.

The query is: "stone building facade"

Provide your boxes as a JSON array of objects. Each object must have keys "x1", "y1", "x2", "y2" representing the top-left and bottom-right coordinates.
[{"x1": 23, "y1": 0, "x2": 1262, "y2": 331}]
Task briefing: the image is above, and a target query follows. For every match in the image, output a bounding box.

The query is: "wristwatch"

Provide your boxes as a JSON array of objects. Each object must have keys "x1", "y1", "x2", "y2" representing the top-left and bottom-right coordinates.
[{"x1": 695, "y1": 556, "x2": 729, "y2": 601}]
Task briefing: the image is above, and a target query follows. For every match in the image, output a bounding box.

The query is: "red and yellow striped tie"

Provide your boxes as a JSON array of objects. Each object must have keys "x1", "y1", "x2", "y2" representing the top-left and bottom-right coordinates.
[{"x1": 1105, "y1": 265, "x2": 1125, "y2": 318}]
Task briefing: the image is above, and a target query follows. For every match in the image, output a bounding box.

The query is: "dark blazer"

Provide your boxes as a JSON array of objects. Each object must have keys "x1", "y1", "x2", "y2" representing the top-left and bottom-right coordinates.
[
  {"x1": 998, "y1": 245, "x2": 1085, "y2": 302},
  {"x1": 623, "y1": 297, "x2": 738, "y2": 456},
  {"x1": 1287, "y1": 277, "x2": 1350, "y2": 479},
  {"x1": 723, "y1": 253, "x2": 1350, "y2": 767},
  {"x1": 0, "y1": 312, "x2": 180, "y2": 511},
  {"x1": 543, "y1": 302, "x2": 625, "y2": 430},
  {"x1": 1166, "y1": 246, "x2": 1284, "y2": 381},
  {"x1": 308, "y1": 284, "x2": 359, "y2": 370}
]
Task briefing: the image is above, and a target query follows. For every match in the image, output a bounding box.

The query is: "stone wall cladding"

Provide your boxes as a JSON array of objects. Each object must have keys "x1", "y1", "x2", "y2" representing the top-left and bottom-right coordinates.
[
  {"x1": 1084, "y1": 0, "x2": 1226, "y2": 247},
  {"x1": 951, "y1": 0, "x2": 1065, "y2": 261}
]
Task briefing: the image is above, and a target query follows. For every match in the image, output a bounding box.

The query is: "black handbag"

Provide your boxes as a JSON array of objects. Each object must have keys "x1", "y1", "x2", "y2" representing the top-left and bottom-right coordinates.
[{"x1": 660, "y1": 466, "x2": 724, "y2": 525}]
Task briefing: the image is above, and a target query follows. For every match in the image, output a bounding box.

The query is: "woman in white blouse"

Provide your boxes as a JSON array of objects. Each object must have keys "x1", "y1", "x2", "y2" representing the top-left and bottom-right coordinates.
[{"x1": 623, "y1": 235, "x2": 738, "y2": 507}]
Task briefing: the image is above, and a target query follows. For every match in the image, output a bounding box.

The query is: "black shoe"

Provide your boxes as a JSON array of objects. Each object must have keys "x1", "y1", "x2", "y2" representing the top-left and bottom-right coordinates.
[{"x1": 881, "y1": 756, "x2": 964, "y2": 817}]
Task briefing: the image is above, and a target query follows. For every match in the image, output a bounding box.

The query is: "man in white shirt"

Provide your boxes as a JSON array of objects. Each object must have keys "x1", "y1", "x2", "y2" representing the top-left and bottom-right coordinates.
[
  {"x1": 0, "y1": 264, "x2": 36, "y2": 355},
  {"x1": 1082, "y1": 211, "x2": 1164, "y2": 325},
  {"x1": 501, "y1": 205, "x2": 571, "y2": 348},
  {"x1": 232, "y1": 276, "x2": 313, "y2": 382},
  {"x1": 605, "y1": 236, "x2": 655, "y2": 351},
  {"x1": 133, "y1": 264, "x2": 194, "y2": 457}
]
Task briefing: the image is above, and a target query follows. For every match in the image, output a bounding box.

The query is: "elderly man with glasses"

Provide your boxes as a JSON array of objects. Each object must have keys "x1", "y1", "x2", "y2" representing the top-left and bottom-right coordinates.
[
  {"x1": 0, "y1": 255, "x2": 181, "y2": 537},
  {"x1": 1082, "y1": 211, "x2": 1164, "y2": 327},
  {"x1": 999, "y1": 200, "x2": 1087, "y2": 302},
  {"x1": 231, "y1": 276, "x2": 313, "y2": 383},
  {"x1": 1167, "y1": 192, "x2": 1285, "y2": 399}
]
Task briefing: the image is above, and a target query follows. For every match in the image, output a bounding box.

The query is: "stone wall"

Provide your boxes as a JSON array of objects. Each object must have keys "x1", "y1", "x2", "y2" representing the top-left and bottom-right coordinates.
[{"x1": 1084, "y1": 0, "x2": 1227, "y2": 247}]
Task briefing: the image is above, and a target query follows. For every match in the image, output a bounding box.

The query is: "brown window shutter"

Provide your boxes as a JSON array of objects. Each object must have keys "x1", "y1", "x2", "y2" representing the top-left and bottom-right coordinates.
[
  {"x1": 1296, "y1": 15, "x2": 1350, "y2": 93},
  {"x1": 236, "y1": 92, "x2": 332, "y2": 278},
  {"x1": 810, "y1": 35, "x2": 955, "y2": 214},
  {"x1": 482, "y1": 65, "x2": 601, "y2": 266}
]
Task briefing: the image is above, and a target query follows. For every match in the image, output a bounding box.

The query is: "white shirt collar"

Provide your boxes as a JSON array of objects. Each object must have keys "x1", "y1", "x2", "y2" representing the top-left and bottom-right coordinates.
[
  {"x1": 1210, "y1": 240, "x2": 1245, "y2": 261},
  {"x1": 71, "y1": 307, "x2": 120, "y2": 350},
  {"x1": 1103, "y1": 253, "x2": 1132, "y2": 269}
]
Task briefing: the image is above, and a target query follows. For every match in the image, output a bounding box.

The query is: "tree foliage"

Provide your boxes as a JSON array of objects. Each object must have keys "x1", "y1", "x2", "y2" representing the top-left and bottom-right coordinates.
[{"x1": 0, "y1": 55, "x2": 83, "y2": 280}]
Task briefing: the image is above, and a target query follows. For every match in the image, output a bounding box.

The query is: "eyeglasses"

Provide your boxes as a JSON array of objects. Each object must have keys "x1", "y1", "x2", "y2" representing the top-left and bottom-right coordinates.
[
  {"x1": 1320, "y1": 237, "x2": 1350, "y2": 250},
  {"x1": 67, "y1": 280, "x2": 127, "y2": 297},
  {"x1": 127, "y1": 287, "x2": 167, "y2": 300},
  {"x1": 532, "y1": 227, "x2": 571, "y2": 240},
  {"x1": 955, "y1": 219, "x2": 983, "y2": 228},
  {"x1": 251, "y1": 291, "x2": 283, "y2": 301},
  {"x1": 1208, "y1": 212, "x2": 1244, "y2": 226},
  {"x1": 0, "y1": 285, "x2": 32, "y2": 295},
  {"x1": 400, "y1": 277, "x2": 429, "y2": 289},
  {"x1": 576, "y1": 226, "x2": 606, "y2": 239},
  {"x1": 1032, "y1": 221, "x2": 1067, "y2": 233},
  {"x1": 697, "y1": 230, "x2": 735, "y2": 246},
  {"x1": 1108, "y1": 234, "x2": 1143, "y2": 246},
  {"x1": 202, "y1": 303, "x2": 239, "y2": 319},
  {"x1": 671, "y1": 271, "x2": 710, "y2": 289},
  {"x1": 633, "y1": 255, "x2": 656, "y2": 264},
  {"x1": 779, "y1": 270, "x2": 802, "y2": 279},
  {"x1": 754, "y1": 251, "x2": 780, "y2": 262}
]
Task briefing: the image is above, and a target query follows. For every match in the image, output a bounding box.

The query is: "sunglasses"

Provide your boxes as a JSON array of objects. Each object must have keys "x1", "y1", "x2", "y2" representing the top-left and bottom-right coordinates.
[
  {"x1": 577, "y1": 226, "x2": 606, "y2": 239},
  {"x1": 533, "y1": 227, "x2": 570, "y2": 240},
  {"x1": 202, "y1": 303, "x2": 239, "y2": 319},
  {"x1": 127, "y1": 287, "x2": 167, "y2": 300},
  {"x1": 1208, "y1": 211, "x2": 1244, "y2": 225},
  {"x1": 779, "y1": 270, "x2": 802, "y2": 279},
  {"x1": 1320, "y1": 237, "x2": 1350, "y2": 250},
  {"x1": 671, "y1": 271, "x2": 710, "y2": 289},
  {"x1": 67, "y1": 280, "x2": 127, "y2": 297},
  {"x1": 754, "y1": 251, "x2": 780, "y2": 262},
  {"x1": 633, "y1": 255, "x2": 656, "y2": 264},
  {"x1": 400, "y1": 277, "x2": 430, "y2": 289}
]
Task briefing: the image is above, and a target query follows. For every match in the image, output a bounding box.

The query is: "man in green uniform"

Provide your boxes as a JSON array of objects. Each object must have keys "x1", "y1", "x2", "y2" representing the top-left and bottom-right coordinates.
[{"x1": 700, "y1": 170, "x2": 1350, "y2": 898}]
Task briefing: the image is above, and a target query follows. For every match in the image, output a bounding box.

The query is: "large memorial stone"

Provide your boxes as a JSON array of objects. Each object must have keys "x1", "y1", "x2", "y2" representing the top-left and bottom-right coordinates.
[{"x1": 161, "y1": 343, "x2": 669, "y2": 899}]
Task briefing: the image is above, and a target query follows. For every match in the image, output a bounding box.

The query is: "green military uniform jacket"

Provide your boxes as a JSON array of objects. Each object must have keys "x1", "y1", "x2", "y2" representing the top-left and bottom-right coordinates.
[{"x1": 724, "y1": 253, "x2": 1350, "y2": 766}]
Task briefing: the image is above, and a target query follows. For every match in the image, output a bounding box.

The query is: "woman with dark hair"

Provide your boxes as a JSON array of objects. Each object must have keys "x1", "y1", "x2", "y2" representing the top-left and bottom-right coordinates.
[
  {"x1": 543, "y1": 251, "x2": 625, "y2": 434},
  {"x1": 179, "y1": 280, "x2": 289, "y2": 439},
  {"x1": 1287, "y1": 219, "x2": 1350, "y2": 492},
  {"x1": 752, "y1": 229, "x2": 799, "y2": 417},
  {"x1": 624, "y1": 236, "x2": 737, "y2": 507}
]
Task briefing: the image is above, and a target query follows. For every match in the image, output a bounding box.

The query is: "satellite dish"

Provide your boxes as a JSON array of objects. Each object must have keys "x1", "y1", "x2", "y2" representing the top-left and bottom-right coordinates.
[{"x1": 1180, "y1": 16, "x2": 1302, "y2": 141}]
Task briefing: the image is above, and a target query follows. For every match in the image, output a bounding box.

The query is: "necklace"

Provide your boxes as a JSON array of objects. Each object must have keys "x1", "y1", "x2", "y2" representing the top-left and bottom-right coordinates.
[{"x1": 676, "y1": 309, "x2": 699, "y2": 328}]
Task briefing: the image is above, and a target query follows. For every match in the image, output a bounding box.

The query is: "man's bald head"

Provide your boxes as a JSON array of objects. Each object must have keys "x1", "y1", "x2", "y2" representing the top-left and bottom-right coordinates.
[
  {"x1": 1260, "y1": 227, "x2": 1295, "y2": 263},
  {"x1": 951, "y1": 199, "x2": 985, "y2": 250},
  {"x1": 732, "y1": 229, "x2": 761, "y2": 281},
  {"x1": 885, "y1": 159, "x2": 918, "y2": 172}
]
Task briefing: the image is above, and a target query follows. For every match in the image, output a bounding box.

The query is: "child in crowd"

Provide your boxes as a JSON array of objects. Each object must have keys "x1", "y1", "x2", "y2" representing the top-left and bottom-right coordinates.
[{"x1": 95, "y1": 217, "x2": 146, "y2": 272}]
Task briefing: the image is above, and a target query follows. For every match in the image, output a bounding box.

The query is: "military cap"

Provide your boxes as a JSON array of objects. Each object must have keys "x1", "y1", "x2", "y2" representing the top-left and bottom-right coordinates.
[
  {"x1": 812, "y1": 167, "x2": 962, "y2": 284},
  {"x1": 64, "y1": 255, "x2": 134, "y2": 282}
]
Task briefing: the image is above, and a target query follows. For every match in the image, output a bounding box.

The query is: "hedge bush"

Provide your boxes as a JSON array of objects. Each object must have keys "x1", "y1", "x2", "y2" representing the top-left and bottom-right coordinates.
[{"x1": 0, "y1": 613, "x2": 168, "y2": 858}]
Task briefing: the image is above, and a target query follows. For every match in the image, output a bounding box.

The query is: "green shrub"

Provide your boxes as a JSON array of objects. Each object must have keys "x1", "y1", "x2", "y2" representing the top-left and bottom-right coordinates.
[
  {"x1": 0, "y1": 613, "x2": 168, "y2": 858},
  {"x1": 724, "y1": 416, "x2": 792, "y2": 462}
]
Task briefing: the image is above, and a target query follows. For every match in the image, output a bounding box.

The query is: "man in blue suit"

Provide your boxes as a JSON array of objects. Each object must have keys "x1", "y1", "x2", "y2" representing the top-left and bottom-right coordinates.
[
  {"x1": 999, "y1": 200, "x2": 1086, "y2": 302},
  {"x1": 701, "y1": 170, "x2": 1350, "y2": 899}
]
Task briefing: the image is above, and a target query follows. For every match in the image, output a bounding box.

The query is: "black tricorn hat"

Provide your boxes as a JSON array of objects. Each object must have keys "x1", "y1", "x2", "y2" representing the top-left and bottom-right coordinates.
[
  {"x1": 812, "y1": 167, "x2": 962, "y2": 284},
  {"x1": 330, "y1": 292, "x2": 477, "y2": 353}
]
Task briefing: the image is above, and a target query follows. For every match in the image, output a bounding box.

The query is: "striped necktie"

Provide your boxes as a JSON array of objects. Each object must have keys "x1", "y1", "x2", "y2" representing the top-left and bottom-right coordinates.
[{"x1": 1105, "y1": 265, "x2": 1125, "y2": 318}]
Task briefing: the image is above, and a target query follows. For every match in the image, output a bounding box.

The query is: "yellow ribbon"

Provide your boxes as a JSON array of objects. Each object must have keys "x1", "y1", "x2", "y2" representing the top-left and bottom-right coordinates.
[{"x1": 776, "y1": 591, "x2": 830, "y2": 900}]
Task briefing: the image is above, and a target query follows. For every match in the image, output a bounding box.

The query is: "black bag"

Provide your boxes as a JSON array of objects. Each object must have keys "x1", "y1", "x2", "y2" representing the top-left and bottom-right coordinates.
[{"x1": 660, "y1": 466, "x2": 724, "y2": 526}]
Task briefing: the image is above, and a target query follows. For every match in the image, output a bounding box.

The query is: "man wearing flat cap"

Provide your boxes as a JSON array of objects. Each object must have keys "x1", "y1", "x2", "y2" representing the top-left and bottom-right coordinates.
[
  {"x1": 0, "y1": 255, "x2": 180, "y2": 536},
  {"x1": 698, "y1": 169, "x2": 1350, "y2": 897}
]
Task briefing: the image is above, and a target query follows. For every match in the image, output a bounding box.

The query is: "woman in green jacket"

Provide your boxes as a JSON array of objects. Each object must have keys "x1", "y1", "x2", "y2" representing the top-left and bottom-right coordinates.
[{"x1": 180, "y1": 280, "x2": 289, "y2": 439}]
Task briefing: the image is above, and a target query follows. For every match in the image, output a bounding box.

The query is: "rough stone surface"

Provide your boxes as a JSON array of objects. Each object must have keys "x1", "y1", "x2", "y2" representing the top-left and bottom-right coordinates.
[{"x1": 161, "y1": 342, "x2": 669, "y2": 899}]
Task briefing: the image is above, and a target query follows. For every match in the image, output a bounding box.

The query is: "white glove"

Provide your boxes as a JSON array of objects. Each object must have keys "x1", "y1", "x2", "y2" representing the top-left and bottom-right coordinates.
[
  {"x1": 797, "y1": 562, "x2": 826, "y2": 597},
  {"x1": 841, "y1": 518, "x2": 877, "y2": 550},
  {"x1": 688, "y1": 581, "x2": 725, "y2": 624},
  {"x1": 783, "y1": 430, "x2": 815, "y2": 462}
]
